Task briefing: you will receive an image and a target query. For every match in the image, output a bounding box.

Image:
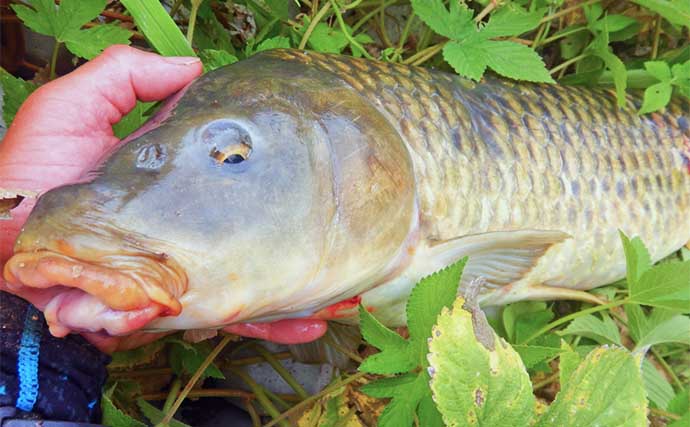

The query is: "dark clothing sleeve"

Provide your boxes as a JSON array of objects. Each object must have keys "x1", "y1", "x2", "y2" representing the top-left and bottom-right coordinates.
[{"x1": 0, "y1": 292, "x2": 110, "y2": 423}]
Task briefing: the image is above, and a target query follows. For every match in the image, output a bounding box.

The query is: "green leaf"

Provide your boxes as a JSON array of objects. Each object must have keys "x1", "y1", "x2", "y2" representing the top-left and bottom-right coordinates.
[
  {"x1": 406, "y1": 257, "x2": 467, "y2": 357},
  {"x1": 590, "y1": 15, "x2": 638, "y2": 33},
  {"x1": 410, "y1": 0, "x2": 474, "y2": 40},
  {"x1": 63, "y1": 24, "x2": 132, "y2": 60},
  {"x1": 629, "y1": 261, "x2": 690, "y2": 312},
  {"x1": 481, "y1": 6, "x2": 545, "y2": 38},
  {"x1": 428, "y1": 296, "x2": 535, "y2": 426},
  {"x1": 12, "y1": 0, "x2": 106, "y2": 41},
  {"x1": 0, "y1": 68, "x2": 36, "y2": 126},
  {"x1": 359, "y1": 306, "x2": 408, "y2": 351},
  {"x1": 308, "y1": 23, "x2": 349, "y2": 54},
  {"x1": 482, "y1": 40, "x2": 556, "y2": 83},
  {"x1": 502, "y1": 302, "x2": 554, "y2": 344},
  {"x1": 360, "y1": 373, "x2": 418, "y2": 398},
  {"x1": 112, "y1": 101, "x2": 156, "y2": 139},
  {"x1": 558, "y1": 341, "x2": 582, "y2": 389},
  {"x1": 624, "y1": 304, "x2": 649, "y2": 343},
  {"x1": 558, "y1": 313, "x2": 622, "y2": 345},
  {"x1": 367, "y1": 372, "x2": 429, "y2": 427},
  {"x1": 639, "y1": 82, "x2": 673, "y2": 114},
  {"x1": 120, "y1": 0, "x2": 195, "y2": 57},
  {"x1": 198, "y1": 49, "x2": 238, "y2": 73},
  {"x1": 254, "y1": 36, "x2": 291, "y2": 53},
  {"x1": 635, "y1": 314, "x2": 690, "y2": 349},
  {"x1": 535, "y1": 347, "x2": 648, "y2": 427},
  {"x1": 513, "y1": 335, "x2": 561, "y2": 369},
  {"x1": 668, "y1": 389, "x2": 689, "y2": 415},
  {"x1": 416, "y1": 393, "x2": 445, "y2": 427},
  {"x1": 169, "y1": 341, "x2": 225, "y2": 380},
  {"x1": 443, "y1": 41, "x2": 487, "y2": 81},
  {"x1": 359, "y1": 305, "x2": 414, "y2": 374},
  {"x1": 137, "y1": 399, "x2": 192, "y2": 427},
  {"x1": 620, "y1": 232, "x2": 652, "y2": 286},
  {"x1": 645, "y1": 61, "x2": 672, "y2": 82},
  {"x1": 101, "y1": 384, "x2": 146, "y2": 427},
  {"x1": 642, "y1": 358, "x2": 675, "y2": 410},
  {"x1": 628, "y1": 0, "x2": 690, "y2": 29}
]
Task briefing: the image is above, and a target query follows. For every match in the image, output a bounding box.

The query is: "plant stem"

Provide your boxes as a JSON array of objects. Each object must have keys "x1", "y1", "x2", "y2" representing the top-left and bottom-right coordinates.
[
  {"x1": 651, "y1": 347, "x2": 684, "y2": 390},
  {"x1": 650, "y1": 408, "x2": 682, "y2": 421},
  {"x1": 403, "y1": 41, "x2": 446, "y2": 65},
  {"x1": 186, "y1": 0, "x2": 202, "y2": 45},
  {"x1": 377, "y1": 0, "x2": 394, "y2": 48},
  {"x1": 532, "y1": 371, "x2": 559, "y2": 390},
  {"x1": 521, "y1": 299, "x2": 627, "y2": 345},
  {"x1": 162, "y1": 378, "x2": 181, "y2": 413},
  {"x1": 549, "y1": 53, "x2": 587, "y2": 75},
  {"x1": 651, "y1": 15, "x2": 662, "y2": 59},
  {"x1": 538, "y1": 25, "x2": 587, "y2": 46},
  {"x1": 157, "y1": 335, "x2": 233, "y2": 426},
  {"x1": 140, "y1": 389, "x2": 300, "y2": 401},
  {"x1": 263, "y1": 371, "x2": 368, "y2": 427},
  {"x1": 253, "y1": 344, "x2": 309, "y2": 400},
  {"x1": 474, "y1": 0, "x2": 499, "y2": 23},
  {"x1": 49, "y1": 41, "x2": 61, "y2": 80},
  {"x1": 227, "y1": 367, "x2": 290, "y2": 427},
  {"x1": 351, "y1": 0, "x2": 398, "y2": 32},
  {"x1": 397, "y1": 11, "x2": 416, "y2": 51},
  {"x1": 331, "y1": 0, "x2": 375, "y2": 59},
  {"x1": 299, "y1": 1, "x2": 332, "y2": 49},
  {"x1": 539, "y1": 0, "x2": 600, "y2": 25},
  {"x1": 245, "y1": 400, "x2": 261, "y2": 427},
  {"x1": 169, "y1": 0, "x2": 184, "y2": 17}
]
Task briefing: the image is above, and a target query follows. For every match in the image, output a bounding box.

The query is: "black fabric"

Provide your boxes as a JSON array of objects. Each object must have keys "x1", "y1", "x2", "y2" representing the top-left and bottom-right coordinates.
[{"x1": 0, "y1": 292, "x2": 110, "y2": 423}]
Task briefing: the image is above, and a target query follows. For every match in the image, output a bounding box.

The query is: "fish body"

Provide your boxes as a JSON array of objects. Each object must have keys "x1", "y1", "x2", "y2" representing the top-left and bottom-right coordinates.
[{"x1": 4, "y1": 50, "x2": 690, "y2": 337}]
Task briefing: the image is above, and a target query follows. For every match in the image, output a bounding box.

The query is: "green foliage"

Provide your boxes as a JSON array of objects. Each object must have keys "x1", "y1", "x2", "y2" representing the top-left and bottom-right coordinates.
[
  {"x1": 428, "y1": 296, "x2": 535, "y2": 426},
  {"x1": 168, "y1": 339, "x2": 225, "y2": 380},
  {"x1": 359, "y1": 258, "x2": 467, "y2": 427},
  {"x1": 534, "y1": 347, "x2": 648, "y2": 427},
  {"x1": 639, "y1": 60, "x2": 690, "y2": 113},
  {"x1": 12, "y1": 0, "x2": 131, "y2": 59},
  {"x1": 412, "y1": 1, "x2": 553, "y2": 82},
  {"x1": 558, "y1": 313, "x2": 622, "y2": 345},
  {"x1": 101, "y1": 384, "x2": 146, "y2": 427},
  {"x1": 0, "y1": 68, "x2": 36, "y2": 126}
]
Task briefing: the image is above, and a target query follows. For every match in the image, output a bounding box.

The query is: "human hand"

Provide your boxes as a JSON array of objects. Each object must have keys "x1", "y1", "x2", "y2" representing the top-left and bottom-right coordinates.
[{"x1": 0, "y1": 45, "x2": 327, "y2": 352}]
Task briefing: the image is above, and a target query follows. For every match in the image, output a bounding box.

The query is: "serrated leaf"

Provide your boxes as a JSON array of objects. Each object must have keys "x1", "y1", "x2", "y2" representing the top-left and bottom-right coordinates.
[
  {"x1": 481, "y1": 6, "x2": 545, "y2": 38},
  {"x1": 12, "y1": 0, "x2": 106, "y2": 41},
  {"x1": 513, "y1": 335, "x2": 561, "y2": 369},
  {"x1": 635, "y1": 314, "x2": 690, "y2": 349},
  {"x1": 358, "y1": 349, "x2": 416, "y2": 375},
  {"x1": 502, "y1": 302, "x2": 553, "y2": 344},
  {"x1": 102, "y1": 384, "x2": 146, "y2": 427},
  {"x1": 642, "y1": 358, "x2": 675, "y2": 410},
  {"x1": 198, "y1": 49, "x2": 238, "y2": 73},
  {"x1": 443, "y1": 41, "x2": 487, "y2": 81},
  {"x1": 630, "y1": 261, "x2": 690, "y2": 312},
  {"x1": 0, "y1": 68, "x2": 36, "y2": 126},
  {"x1": 120, "y1": 0, "x2": 195, "y2": 57},
  {"x1": 587, "y1": 31, "x2": 627, "y2": 107},
  {"x1": 359, "y1": 306, "x2": 407, "y2": 351},
  {"x1": 410, "y1": 0, "x2": 475, "y2": 40},
  {"x1": 108, "y1": 338, "x2": 166, "y2": 368},
  {"x1": 308, "y1": 23, "x2": 349, "y2": 54},
  {"x1": 63, "y1": 24, "x2": 132, "y2": 60},
  {"x1": 558, "y1": 313, "x2": 622, "y2": 345},
  {"x1": 169, "y1": 341, "x2": 224, "y2": 380},
  {"x1": 590, "y1": 15, "x2": 638, "y2": 33},
  {"x1": 639, "y1": 82, "x2": 673, "y2": 114},
  {"x1": 406, "y1": 257, "x2": 467, "y2": 357},
  {"x1": 365, "y1": 373, "x2": 429, "y2": 427},
  {"x1": 417, "y1": 393, "x2": 445, "y2": 427},
  {"x1": 254, "y1": 36, "x2": 291, "y2": 53},
  {"x1": 428, "y1": 297, "x2": 535, "y2": 426},
  {"x1": 483, "y1": 40, "x2": 556, "y2": 83},
  {"x1": 628, "y1": 0, "x2": 690, "y2": 29},
  {"x1": 620, "y1": 232, "x2": 652, "y2": 286},
  {"x1": 534, "y1": 347, "x2": 648, "y2": 427}
]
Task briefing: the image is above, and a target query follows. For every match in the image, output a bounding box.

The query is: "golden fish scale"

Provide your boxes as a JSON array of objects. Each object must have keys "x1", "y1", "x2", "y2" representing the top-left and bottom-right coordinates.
[{"x1": 274, "y1": 50, "x2": 690, "y2": 291}]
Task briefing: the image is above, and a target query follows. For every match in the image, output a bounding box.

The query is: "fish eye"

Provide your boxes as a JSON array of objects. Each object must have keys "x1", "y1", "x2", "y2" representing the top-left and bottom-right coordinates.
[{"x1": 202, "y1": 121, "x2": 253, "y2": 165}]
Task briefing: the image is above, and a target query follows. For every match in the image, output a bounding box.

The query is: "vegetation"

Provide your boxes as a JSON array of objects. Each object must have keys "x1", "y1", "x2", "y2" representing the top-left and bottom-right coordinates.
[{"x1": 2, "y1": 1, "x2": 689, "y2": 426}]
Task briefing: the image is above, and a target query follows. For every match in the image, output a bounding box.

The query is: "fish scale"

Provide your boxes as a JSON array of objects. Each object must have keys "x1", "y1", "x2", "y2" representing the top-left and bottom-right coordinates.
[{"x1": 269, "y1": 49, "x2": 690, "y2": 309}]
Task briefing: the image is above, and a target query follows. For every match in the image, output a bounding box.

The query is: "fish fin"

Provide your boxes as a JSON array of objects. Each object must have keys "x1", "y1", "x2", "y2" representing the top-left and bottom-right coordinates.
[
  {"x1": 426, "y1": 229, "x2": 571, "y2": 292},
  {"x1": 288, "y1": 323, "x2": 361, "y2": 369},
  {"x1": 686, "y1": 241, "x2": 690, "y2": 250}
]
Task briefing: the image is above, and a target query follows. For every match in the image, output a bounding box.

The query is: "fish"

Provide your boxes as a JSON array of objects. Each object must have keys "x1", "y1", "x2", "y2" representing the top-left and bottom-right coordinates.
[{"x1": 3, "y1": 49, "x2": 690, "y2": 341}]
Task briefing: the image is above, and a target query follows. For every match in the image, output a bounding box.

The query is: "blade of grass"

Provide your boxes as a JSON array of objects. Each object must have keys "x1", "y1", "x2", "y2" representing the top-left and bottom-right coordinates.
[{"x1": 120, "y1": 0, "x2": 194, "y2": 57}]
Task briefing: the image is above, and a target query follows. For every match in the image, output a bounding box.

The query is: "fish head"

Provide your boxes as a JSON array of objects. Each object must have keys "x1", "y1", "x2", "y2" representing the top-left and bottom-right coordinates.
[{"x1": 4, "y1": 52, "x2": 417, "y2": 338}]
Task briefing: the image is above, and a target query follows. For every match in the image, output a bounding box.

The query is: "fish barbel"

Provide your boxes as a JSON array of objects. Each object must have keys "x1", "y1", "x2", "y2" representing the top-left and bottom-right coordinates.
[{"x1": 4, "y1": 49, "x2": 690, "y2": 337}]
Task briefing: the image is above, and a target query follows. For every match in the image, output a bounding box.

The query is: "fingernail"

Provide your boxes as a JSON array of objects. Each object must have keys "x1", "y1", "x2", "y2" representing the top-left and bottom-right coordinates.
[{"x1": 163, "y1": 56, "x2": 201, "y2": 66}]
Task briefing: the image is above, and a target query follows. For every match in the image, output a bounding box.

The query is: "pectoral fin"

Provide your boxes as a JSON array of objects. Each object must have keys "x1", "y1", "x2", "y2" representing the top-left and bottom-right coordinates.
[{"x1": 426, "y1": 229, "x2": 571, "y2": 292}]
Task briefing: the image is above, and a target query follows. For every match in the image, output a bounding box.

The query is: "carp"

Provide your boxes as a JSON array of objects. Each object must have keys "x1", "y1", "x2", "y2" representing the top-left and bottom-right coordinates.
[{"x1": 3, "y1": 49, "x2": 690, "y2": 339}]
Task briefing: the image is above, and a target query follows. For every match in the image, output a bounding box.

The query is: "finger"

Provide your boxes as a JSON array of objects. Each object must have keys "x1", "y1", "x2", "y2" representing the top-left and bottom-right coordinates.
[{"x1": 223, "y1": 319, "x2": 328, "y2": 345}]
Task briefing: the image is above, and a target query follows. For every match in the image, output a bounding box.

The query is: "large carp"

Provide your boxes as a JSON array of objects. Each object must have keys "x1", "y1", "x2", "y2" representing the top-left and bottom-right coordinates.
[{"x1": 3, "y1": 49, "x2": 690, "y2": 338}]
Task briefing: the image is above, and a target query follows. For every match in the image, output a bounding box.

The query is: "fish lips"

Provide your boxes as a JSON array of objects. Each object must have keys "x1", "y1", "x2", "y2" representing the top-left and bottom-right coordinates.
[{"x1": 3, "y1": 249, "x2": 187, "y2": 337}]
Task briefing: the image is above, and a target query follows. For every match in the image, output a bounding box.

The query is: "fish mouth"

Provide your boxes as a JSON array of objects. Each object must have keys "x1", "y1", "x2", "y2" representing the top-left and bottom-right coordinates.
[{"x1": 3, "y1": 250, "x2": 187, "y2": 337}]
